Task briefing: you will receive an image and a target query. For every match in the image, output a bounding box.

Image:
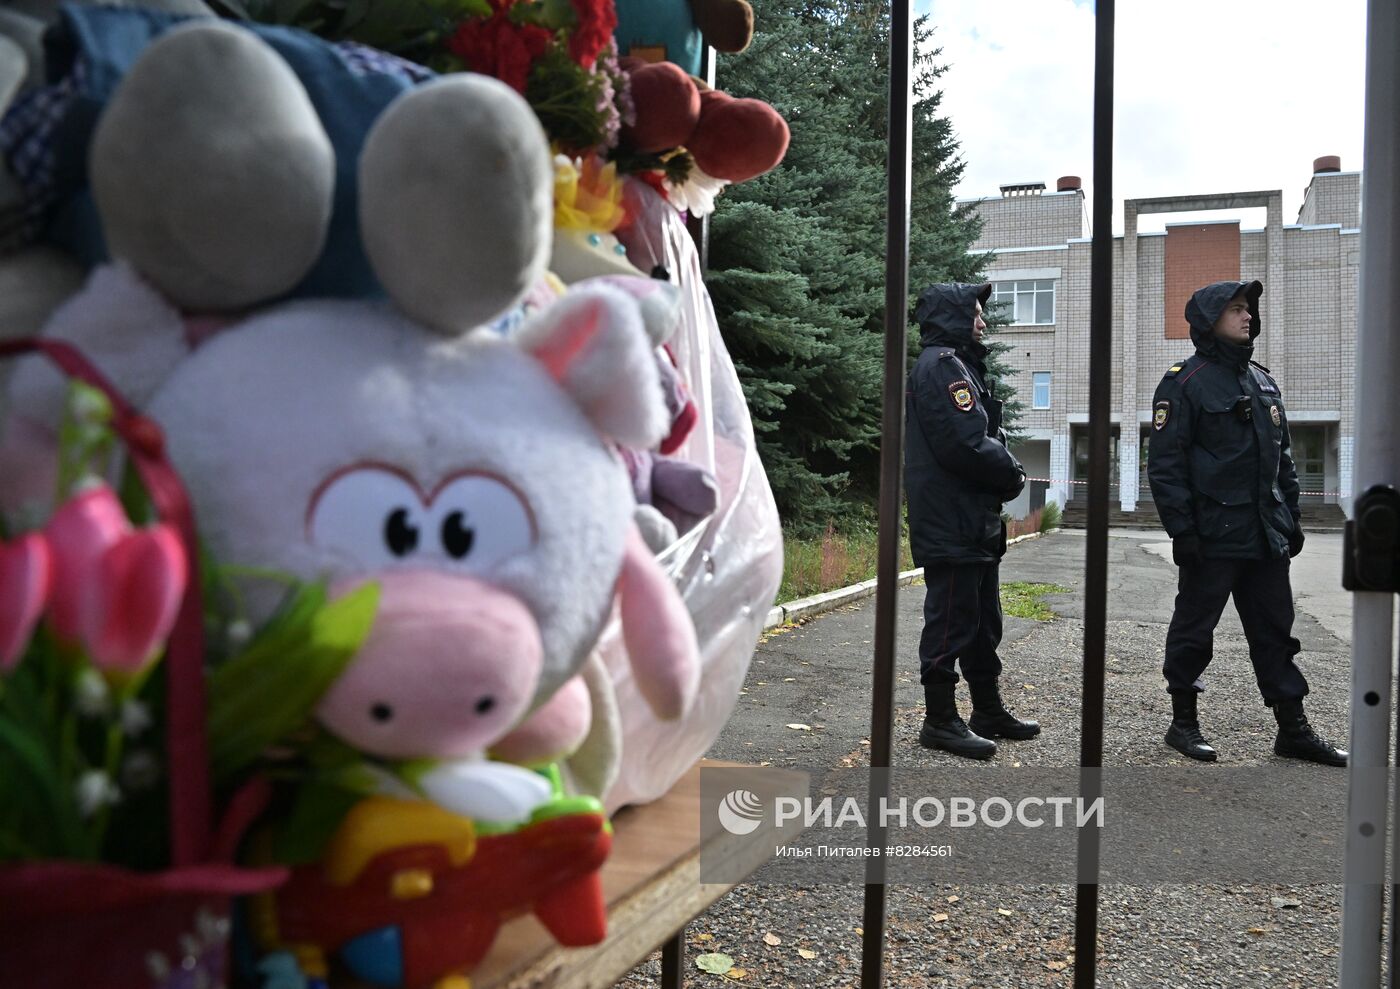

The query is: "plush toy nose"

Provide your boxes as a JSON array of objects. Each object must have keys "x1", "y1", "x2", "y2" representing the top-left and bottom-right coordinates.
[{"x1": 315, "y1": 571, "x2": 543, "y2": 760}]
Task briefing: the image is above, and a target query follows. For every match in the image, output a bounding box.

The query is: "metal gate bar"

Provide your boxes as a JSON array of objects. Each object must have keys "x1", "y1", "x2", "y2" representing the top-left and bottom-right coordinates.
[
  {"x1": 1340, "y1": 1, "x2": 1400, "y2": 985},
  {"x1": 861, "y1": 1, "x2": 914, "y2": 985},
  {"x1": 1073, "y1": 1, "x2": 1115, "y2": 986}
]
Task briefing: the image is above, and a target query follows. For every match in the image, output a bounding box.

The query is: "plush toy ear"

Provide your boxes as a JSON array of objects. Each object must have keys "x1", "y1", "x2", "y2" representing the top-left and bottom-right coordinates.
[
  {"x1": 615, "y1": 523, "x2": 700, "y2": 721},
  {"x1": 359, "y1": 75, "x2": 553, "y2": 336},
  {"x1": 690, "y1": 0, "x2": 756, "y2": 53},
  {"x1": 580, "y1": 275, "x2": 682, "y2": 346},
  {"x1": 512, "y1": 285, "x2": 671, "y2": 448},
  {"x1": 90, "y1": 22, "x2": 335, "y2": 312}
]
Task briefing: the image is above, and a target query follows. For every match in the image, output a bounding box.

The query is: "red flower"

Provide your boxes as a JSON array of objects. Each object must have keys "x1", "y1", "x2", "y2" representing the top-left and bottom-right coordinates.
[
  {"x1": 448, "y1": 14, "x2": 553, "y2": 94},
  {"x1": 567, "y1": 0, "x2": 618, "y2": 69}
]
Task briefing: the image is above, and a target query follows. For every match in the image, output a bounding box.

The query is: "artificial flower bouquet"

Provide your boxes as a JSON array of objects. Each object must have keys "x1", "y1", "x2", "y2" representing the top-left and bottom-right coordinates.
[{"x1": 0, "y1": 340, "x2": 377, "y2": 989}]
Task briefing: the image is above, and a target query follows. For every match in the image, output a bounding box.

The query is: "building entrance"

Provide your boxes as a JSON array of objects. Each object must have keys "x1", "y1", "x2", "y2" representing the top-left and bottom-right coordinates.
[
  {"x1": 1291, "y1": 425, "x2": 1327, "y2": 503},
  {"x1": 1070, "y1": 425, "x2": 1119, "y2": 502}
]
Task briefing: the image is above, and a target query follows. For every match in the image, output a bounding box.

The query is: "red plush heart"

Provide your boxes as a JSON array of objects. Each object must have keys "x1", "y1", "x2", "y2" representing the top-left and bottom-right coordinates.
[
  {"x1": 687, "y1": 90, "x2": 791, "y2": 184},
  {"x1": 621, "y1": 62, "x2": 701, "y2": 154}
]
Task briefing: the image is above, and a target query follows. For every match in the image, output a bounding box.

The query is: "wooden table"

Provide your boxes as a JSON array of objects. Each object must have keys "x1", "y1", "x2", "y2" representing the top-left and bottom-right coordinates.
[{"x1": 468, "y1": 759, "x2": 785, "y2": 989}]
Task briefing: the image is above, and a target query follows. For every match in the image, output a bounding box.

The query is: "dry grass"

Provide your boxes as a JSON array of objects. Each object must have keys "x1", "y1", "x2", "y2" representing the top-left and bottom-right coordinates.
[{"x1": 780, "y1": 506, "x2": 1054, "y2": 603}]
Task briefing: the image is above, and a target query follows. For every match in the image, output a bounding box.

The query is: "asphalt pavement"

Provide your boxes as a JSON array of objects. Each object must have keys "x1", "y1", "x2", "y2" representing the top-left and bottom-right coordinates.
[{"x1": 621, "y1": 528, "x2": 1362, "y2": 988}]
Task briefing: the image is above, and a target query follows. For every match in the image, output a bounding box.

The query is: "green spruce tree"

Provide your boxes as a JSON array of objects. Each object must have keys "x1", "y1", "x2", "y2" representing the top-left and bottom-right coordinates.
[{"x1": 709, "y1": 1, "x2": 1010, "y2": 532}]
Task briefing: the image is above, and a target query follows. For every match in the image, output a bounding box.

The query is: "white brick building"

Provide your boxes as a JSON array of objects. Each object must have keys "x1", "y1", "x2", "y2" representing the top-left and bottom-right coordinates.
[{"x1": 964, "y1": 159, "x2": 1360, "y2": 520}]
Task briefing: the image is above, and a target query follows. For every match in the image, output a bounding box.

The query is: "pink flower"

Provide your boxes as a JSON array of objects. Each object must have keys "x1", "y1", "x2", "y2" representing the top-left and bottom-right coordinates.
[
  {"x1": 0, "y1": 532, "x2": 52, "y2": 671},
  {"x1": 80, "y1": 524, "x2": 187, "y2": 675},
  {"x1": 43, "y1": 483, "x2": 188, "y2": 675},
  {"x1": 44, "y1": 485, "x2": 132, "y2": 645}
]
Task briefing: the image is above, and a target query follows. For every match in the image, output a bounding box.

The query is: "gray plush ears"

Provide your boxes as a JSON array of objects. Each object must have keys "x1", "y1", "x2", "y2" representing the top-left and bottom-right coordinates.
[
  {"x1": 90, "y1": 21, "x2": 335, "y2": 312},
  {"x1": 358, "y1": 75, "x2": 554, "y2": 336}
]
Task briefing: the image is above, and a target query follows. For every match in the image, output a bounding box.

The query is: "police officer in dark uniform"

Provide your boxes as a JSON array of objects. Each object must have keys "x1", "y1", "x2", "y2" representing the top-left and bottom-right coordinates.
[
  {"x1": 905, "y1": 282, "x2": 1039, "y2": 760},
  {"x1": 1148, "y1": 279, "x2": 1346, "y2": 766}
]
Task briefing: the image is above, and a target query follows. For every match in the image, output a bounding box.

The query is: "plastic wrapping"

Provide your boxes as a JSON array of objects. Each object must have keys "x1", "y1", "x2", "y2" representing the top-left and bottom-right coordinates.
[{"x1": 602, "y1": 182, "x2": 783, "y2": 812}]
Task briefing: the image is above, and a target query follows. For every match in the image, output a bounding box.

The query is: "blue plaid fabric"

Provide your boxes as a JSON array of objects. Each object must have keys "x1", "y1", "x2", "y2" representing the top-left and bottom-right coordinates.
[{"x1": 0, "y1": 60, "x2": 85, "y2": 247}]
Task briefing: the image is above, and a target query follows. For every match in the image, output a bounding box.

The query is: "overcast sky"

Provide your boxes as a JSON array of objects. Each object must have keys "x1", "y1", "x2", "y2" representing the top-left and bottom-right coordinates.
[{"x1": 917, "y1": 0, "x2": 1368, "y2": 234}]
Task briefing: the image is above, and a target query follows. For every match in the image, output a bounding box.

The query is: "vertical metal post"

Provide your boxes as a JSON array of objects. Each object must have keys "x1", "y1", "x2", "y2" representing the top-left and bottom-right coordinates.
[
  {"x1": 660, "y1": 931, "x2": 685, "y2": 989},
  {"x1": 1074, "y1": 1, "x2": 1113, "y2": 986},
  {"x1": 1340, "y1": 1, "x2": 1400, "y2": 985},
  {"x1": 861, "y1": 2, "x2": 913, "y2": 987}
]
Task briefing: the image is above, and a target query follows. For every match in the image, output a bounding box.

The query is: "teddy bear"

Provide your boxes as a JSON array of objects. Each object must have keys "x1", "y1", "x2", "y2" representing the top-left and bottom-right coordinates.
[
  {"x1": 614, "y1": 0, "x2": 755, "y2": 76},
  {"x1": 611, "y1": 0, "x2": 789, "y2": 196}
]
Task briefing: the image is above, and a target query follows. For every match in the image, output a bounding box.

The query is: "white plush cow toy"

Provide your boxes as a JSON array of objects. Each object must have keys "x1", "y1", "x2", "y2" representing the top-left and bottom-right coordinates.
[{"x1": 2, "y1": 23, "x2": 700, "y2": 820}]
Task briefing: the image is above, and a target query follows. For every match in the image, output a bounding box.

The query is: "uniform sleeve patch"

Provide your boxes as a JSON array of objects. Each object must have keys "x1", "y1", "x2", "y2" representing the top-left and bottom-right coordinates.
[
  {"x1": 948, "y1": 380, "x2": 976, "y2": 412},
  {"x1": 1153, "y1": 399, "x2": 1171, "y2": 430}
]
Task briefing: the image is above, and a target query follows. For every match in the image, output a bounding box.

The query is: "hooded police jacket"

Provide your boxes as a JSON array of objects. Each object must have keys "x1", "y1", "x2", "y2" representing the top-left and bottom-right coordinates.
[
  {"x1": 905, "y1": 282, "x2": 1025, "y2": 565},
  {"x1": 1147, "y1": 280, "x2": 1301, "y2": 559}
]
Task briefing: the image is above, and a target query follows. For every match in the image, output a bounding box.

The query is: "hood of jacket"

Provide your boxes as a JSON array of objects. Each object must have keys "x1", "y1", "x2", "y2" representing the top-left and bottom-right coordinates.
[
  {"x1": 914, "y1": 281, "x2": 992, "y2": 362},
  {"x1": 1186, "y1": 279, "x2": 1261, "y2": 368}
]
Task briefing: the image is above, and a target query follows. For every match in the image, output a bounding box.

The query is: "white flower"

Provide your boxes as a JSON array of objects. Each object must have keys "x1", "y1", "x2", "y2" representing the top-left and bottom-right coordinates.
[
  {"x1": 74, "y1": 770, "x2": 121, "y2": 818},
  {"x1": 121, "y1": 699, "x2": 153, "y2": 737},
  {"x1": 74, "y1": 668, "x2": 111, "y2": 717},
  {"x1": 225, "y1": 619, "x2": 253, "y2": 649},
  {"x1": 663, "y1": 164, "x2": 730, "y2": 217}
]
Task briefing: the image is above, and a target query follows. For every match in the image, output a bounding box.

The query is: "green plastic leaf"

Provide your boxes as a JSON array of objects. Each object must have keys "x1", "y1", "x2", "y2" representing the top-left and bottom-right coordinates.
[
  {"x1": 695, "y1": 953, "x2": 735, "y2": 975},
  {"x1": 208, "y1": 581, "x2": 380, "y2": 781},
  {"x1": 270, "y1": 779, "x2": 363, "y2": 864}
]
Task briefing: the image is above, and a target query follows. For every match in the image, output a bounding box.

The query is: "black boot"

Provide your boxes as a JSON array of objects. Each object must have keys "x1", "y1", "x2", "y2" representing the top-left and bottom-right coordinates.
[
  {"x1": 920, "y1": 683, "x2": 997, "y2": 759},
  {"x1": 967, "y1": 678, "x2": 1041, "y2": 740},
  {"x1": 1164, "y1": 691, "x2": 1218, "y2": 762},
  {"x1": 1272, "y1": 699, "x2": 1348, "y2": 767}
]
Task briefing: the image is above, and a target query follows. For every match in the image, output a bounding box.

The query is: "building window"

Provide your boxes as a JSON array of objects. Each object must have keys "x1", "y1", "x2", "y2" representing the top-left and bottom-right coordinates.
[
  {"x1": 992, "y1": 279, "x2": 1056, "y2": 325},
  {"x1": 1032, "y1": 371, "x2": 1051, "y2": 409}
]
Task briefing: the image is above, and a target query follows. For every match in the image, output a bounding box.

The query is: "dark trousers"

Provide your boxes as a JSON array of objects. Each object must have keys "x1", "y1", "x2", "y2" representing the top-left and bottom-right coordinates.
[
  {"x1": 918, "y1": 562, "x2": 1003, "y2": 686},
  {"x1": 1163, "y1": 555, "x2": 1309, "y2": 704}
]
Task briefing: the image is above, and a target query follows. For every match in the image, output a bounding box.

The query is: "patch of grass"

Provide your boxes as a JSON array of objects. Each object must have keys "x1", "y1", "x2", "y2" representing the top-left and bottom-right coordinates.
[
  {"x1": 1039, "y1": 501, "x2": 1062, "y2": 531},
  {"x1": 1000, "y1": 581, "x2": 1070, "y2": 621},
  {"x1": 780, "y1": 522, "x2": 914, "y2": 603}
]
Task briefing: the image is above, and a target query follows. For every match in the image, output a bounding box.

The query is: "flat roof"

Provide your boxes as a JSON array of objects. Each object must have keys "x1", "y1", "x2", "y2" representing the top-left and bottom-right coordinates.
[
  {"x1": 1130, "y1": 190, "x2": 1278, "y2": 213},
  {"x1": 955, "y1": 190, "x2": 1083, "y2": 204}
]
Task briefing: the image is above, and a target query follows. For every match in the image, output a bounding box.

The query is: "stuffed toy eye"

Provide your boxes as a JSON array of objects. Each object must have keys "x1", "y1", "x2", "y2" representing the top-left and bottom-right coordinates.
[
  {"x1": 430, "y1": 474, "x2": 536, "y2": 572},
  {"x1": 308, "y1": 467, "x2": 429, "y2": 567}
]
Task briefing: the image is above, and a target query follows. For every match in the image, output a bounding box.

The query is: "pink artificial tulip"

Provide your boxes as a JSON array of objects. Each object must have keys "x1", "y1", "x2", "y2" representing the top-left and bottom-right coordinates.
[
  {"x1": 44, "y1": 484, "x2": 132, "y2": 645},
  {"x1": 80, "y1": 524, "x2": 187, "y2": 675},
  {"x1": 0, "y1": 532, "x2": 53, "y2": 671}
]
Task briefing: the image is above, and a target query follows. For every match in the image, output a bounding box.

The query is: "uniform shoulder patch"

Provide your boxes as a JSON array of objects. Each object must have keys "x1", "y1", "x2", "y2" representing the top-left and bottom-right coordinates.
[
  {"x1": 948, "y1": 379, "x2": 976, "y2": 412},
  {"x1": 1250, "y1": 363, "x2": 1280, "y2": 395},
  {"x1": 1153, "y1": 399, "x2": 1171, "y2": 430},
  {"x1": 1163, "y1": 358, "x2": 1192, "y2": 377}
]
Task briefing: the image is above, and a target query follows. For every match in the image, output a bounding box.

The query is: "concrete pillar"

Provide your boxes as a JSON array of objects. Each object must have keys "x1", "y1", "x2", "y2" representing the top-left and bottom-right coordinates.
[
  {"x1": 1050, "y1": 432, "x2": 1071, "y2": 508},
  {"x1": 1119, "y1": 202, "x2": 1139, "y2": 511},
  {"x1": 1339, "y1": 433, "x2": 1354, "y2": 516},
  {"x1": 1262, "y1": 192, "x2": 1284, "y2": 370}
]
